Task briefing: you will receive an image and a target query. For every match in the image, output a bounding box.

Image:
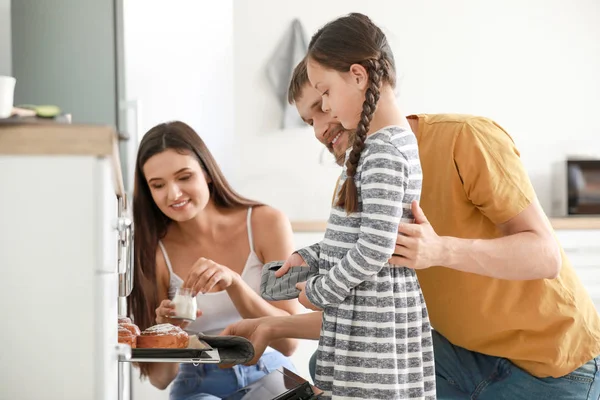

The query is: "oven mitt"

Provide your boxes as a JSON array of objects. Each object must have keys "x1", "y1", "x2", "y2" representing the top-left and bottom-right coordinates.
[
  {"x1": 196, "y1": 333, "x2": 255, "y2": 366},
  {"x1": 260, "y1": 260, "x2": 319, "y2": 301}
]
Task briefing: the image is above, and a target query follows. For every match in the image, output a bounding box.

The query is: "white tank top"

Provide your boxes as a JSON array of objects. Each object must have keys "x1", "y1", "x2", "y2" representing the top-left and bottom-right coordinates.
[{"x1": 158, "y1": 207, "x2": 264, "y2": 336}]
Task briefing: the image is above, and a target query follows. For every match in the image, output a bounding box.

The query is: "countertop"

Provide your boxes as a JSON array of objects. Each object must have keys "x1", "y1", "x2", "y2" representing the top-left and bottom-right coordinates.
[
  {"x1": 291, "y1": 217, "x2": 600, "y2": 232},
  {"x1": 0, "y1": 121, "x2": 124, "y2": 197}
]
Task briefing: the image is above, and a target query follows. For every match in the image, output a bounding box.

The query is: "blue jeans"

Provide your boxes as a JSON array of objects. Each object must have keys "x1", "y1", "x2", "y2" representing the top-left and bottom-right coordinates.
[
  {"x1": 307, "y1": 332, "x2": 600, "y2": 399},
  {"x1": 170, "y1": 350, "x2": 296, "y2": 400},
  {"x1": 433, "y1": 330, "x2": 600, "y2": 399}
]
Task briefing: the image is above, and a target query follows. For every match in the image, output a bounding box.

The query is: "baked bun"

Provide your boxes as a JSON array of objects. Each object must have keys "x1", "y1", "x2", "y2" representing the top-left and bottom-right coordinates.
[
  {"x1": 136, "y1": 323, "x2": 189, "y2": 349},
  {"x1": 118, "y1": 316, "x2": 132, "y2": 325},
  {"x1": 120, "y1": 322, "x2": 141, "y2": 336},
  {"x1": 118, "y1": 325, "x2": 137, "y2": 348}
]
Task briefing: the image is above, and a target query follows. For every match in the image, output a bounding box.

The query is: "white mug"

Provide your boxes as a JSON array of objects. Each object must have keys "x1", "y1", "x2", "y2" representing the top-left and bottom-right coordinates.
[{"x1": 0, "y1": 76, "x2": 16, "y2": 118}]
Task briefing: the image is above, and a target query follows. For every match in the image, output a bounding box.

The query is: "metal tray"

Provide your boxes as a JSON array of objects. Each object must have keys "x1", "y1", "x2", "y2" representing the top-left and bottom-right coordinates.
[
  {"x1": 119, "y1": 335, "x2": 220, "y2": 363},
  {"x1": 125, "y1": 348, "x2": 220, "y2": 364}
]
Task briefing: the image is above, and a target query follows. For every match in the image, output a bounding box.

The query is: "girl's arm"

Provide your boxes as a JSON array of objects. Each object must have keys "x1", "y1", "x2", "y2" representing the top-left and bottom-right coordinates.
[{"x1": 305, "y1": 144, "x2": 411, "y2": 308}]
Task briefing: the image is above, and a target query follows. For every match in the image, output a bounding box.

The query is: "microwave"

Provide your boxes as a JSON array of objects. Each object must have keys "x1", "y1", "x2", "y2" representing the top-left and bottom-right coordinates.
[{"x1": 552, "y1": 159, "x2": 600, "y2": 216}]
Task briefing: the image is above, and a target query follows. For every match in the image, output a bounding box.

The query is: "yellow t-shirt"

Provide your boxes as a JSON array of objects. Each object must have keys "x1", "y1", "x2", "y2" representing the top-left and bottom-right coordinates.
[{"x1": 409, "y1": 113, "x2": 600, "y2": 378}]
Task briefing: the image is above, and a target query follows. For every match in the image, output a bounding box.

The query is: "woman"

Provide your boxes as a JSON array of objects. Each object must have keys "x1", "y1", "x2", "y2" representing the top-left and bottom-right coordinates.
[{"x1": 127, "y1": 120, "x2": 301, "y2": 399}]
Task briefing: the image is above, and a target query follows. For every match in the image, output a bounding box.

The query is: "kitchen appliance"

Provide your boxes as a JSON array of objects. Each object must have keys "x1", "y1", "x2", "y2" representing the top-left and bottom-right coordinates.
[{"x1": 552, "y1": 158, "x2": 600, "y2": 216}]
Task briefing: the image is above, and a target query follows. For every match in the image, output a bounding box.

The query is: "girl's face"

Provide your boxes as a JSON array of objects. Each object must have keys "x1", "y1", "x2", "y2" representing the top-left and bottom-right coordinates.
[
  {"x1": 143, "y1": 149, "x2": 211, "y2": 222},
  {"x1": 306, "y1": 58, "x2": 368, "y2": 131}
]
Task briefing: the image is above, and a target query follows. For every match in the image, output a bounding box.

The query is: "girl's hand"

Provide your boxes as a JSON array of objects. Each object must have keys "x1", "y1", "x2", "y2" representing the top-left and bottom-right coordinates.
[
  {"x1": 182, "y1": 258, "x2": 237, "y2": 295},
  {"x1": 295, "y1": 282, "x2": 321, "y2": 311},
  {"x1": 155, "y1": 299, "x2": 202, "y2": 328},
  {"x1": 275, "y1": 252, "x2": 307, "y2": 278}
]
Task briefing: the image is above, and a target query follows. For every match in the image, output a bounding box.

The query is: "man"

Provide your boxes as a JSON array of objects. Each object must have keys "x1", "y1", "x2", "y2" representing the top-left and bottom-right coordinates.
[{"x1": 223, "y1": 59, "x2": 600, "y2": 399}]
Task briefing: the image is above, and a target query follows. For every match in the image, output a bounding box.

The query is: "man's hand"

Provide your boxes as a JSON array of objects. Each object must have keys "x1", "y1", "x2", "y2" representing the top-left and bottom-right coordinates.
[
  {"x1": 389, "y1": 200, "x2": 446, "y2": 270},
  {"x1": 220, "y1": 317, "x2": 273, "y2": 366},
  {"x1": 296, "y1": 282, "x2": 321, "y2": 311}
]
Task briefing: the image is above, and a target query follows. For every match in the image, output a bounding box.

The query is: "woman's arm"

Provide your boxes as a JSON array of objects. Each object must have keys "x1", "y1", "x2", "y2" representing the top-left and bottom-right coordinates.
[
  {"x1": 143, "y1": 249, "x2": 179, "y2": 390},
  {"x1": 225, "y1": 206, "x2": 303, "y2": 356}
]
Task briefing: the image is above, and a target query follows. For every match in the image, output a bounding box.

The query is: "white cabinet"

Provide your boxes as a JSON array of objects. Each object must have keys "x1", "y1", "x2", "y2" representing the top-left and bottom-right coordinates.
[
  {"x1": 0, "y1": 124, "x2": 125, "y2": 400},
  {"x1": 555, "y1": 229, "x2": 600, "y2": 310}
]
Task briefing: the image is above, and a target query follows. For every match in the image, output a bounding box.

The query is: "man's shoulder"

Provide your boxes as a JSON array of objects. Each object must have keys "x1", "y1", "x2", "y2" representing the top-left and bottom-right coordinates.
[
  {"x1": 415, "y1": 113, "x2": 498, "y2": 129},
  {"x1": 416, "y1": 113, "x2": 514, "y2": 146}
]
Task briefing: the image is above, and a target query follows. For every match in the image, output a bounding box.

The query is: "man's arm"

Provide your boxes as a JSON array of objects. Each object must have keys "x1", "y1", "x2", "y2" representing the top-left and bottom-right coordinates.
[
  {"x1": 221, "y1": 312, "x2": 322, "y2": 365},
  {"x1": 392, "y1": 117, "x2": 561, "y2": 280},
  {"x1": 266, "y1": 312, "x2": 323, "y2": 340},
  {"x1": 393, "y1": 200, "x2": 561, "y2": 280},
  {"x1": 444, "y1": 200, "x2": 560, "y2": 279}
]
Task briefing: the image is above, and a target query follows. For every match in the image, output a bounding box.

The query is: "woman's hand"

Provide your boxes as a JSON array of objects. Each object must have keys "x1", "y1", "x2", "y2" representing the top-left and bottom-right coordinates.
[
  {"x1": 155, "y1": 299, "x2": 202, "y2": 329},
  {"x1": 182, "y1": 257, "x2": 238, "y2": 295},
  {"x1": 274, "y1": 252, "x2": 307, "y2": 278}
]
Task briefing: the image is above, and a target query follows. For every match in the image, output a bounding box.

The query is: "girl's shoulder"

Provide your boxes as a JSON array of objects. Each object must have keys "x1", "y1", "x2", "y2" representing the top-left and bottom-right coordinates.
[
  {"x1": 367, "y1": 125, "x2": 416, "y2": 146},
  {"x1": 364, "y1": 126, "x2": 417, "y2": 157}
]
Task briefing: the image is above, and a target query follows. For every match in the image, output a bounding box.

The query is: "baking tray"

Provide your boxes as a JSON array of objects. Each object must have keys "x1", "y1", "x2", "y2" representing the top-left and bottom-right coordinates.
[
  {"x1": 122, "y1": 335, "x2": 220, "y2": 364},
  {"x1": 127, "y1": 348, "x2": 220, "y2": 364}
]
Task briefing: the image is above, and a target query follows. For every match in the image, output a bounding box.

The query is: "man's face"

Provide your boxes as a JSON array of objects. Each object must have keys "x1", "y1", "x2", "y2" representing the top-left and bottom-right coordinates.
[{"x1": 295, "y1": 83, "x2": 353, "y2": 166}]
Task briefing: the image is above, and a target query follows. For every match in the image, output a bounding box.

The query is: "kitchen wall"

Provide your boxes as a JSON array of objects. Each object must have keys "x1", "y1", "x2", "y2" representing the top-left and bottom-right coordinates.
[
  {"x1": 231, "y1": 0, "x2": 600, "y2": 220},
  {"x1": 122, "y1": 0, "x2": 235, "y2": 177},
  {"x1": 0, "y1": 0, "x2": 11, "y2": 75}
]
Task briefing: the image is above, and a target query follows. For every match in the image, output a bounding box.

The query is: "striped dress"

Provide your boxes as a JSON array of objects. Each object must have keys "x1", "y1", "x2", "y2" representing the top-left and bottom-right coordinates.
[{"x1": 297, "y1": 126, "x2": 436, "y2": 400}]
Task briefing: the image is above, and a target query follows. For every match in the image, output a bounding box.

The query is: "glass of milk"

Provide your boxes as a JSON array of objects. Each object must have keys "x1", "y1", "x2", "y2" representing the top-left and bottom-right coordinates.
[{"x1": 171, "y1": 287, "x2": 197, "y2": 321}]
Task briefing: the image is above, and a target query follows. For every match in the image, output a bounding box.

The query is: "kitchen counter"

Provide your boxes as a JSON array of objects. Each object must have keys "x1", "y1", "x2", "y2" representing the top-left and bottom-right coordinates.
[
  {"x1": 291, "y1": 217, "x2": 600, "y2": 232},
  {"x1": 0, "y1": 121, "x2": 127, "y2": 399},
  {"x1": 0, "y1": 121, "x2": 124, "y2": 197}
]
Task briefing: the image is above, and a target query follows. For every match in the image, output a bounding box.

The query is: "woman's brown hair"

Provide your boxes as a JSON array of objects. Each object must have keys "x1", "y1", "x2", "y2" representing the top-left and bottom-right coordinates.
[
  {"x1": 307, "y1": 13, "x2": 396, "y2": 213},
  {"x1": 128, "y1": 121, "x2": 261, "y2": 375}
]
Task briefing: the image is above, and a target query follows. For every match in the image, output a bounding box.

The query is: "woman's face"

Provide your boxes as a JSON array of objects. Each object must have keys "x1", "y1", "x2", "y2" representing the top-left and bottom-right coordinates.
[{"x1": 143, "y1": 149, "x2": 211, "y2": 222}]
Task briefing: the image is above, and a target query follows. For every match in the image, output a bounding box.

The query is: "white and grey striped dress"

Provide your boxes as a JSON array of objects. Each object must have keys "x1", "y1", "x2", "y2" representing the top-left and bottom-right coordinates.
[{"x1": 297, "y1": 126, "x2": 436, "y2": 400}]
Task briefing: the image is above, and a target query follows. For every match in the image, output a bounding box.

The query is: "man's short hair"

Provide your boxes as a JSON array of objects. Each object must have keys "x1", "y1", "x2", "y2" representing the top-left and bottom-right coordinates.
[{"x1": 287, "y1": 57, "x2": 310, "y2": 104}]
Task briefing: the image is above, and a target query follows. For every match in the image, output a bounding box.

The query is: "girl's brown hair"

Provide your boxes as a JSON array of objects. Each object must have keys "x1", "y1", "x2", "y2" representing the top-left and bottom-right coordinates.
[
  {"x1": 307, "y1": 13, "x2": 396, "y2": 213},
  {"x1": 128, "y1": 121, "x2": 261, "y2": 376}
]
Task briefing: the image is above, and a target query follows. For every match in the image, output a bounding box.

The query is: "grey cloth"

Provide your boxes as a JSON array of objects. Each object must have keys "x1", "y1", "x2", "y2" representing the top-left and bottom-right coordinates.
[
  {"x1": 265, "y1": 18, "x2": 308, "y2": 129},
  {"x1": 196, "y1": 333, "x2": 255, "y2": 366},
  {"x1": 298, "y1": 127, "x2": 436, "y2": 399},
  {"x1": 260, "y1": 260, "x2": 318, "y2": 301}
]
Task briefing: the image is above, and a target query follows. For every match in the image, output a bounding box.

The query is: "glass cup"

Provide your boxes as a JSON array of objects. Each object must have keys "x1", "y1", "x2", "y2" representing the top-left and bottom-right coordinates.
[{"x1": 172, "y1": 287, "x2": 197, "y2": 321}]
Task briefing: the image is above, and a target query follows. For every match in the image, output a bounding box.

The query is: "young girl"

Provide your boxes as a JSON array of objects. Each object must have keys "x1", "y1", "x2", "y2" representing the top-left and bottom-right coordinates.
[
  {"x1": 288, "y1": 13, "x2": 436, "y2": 399},
  {"x1": 128, "y1": 121, "x2": 302, "y2": 399}
]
